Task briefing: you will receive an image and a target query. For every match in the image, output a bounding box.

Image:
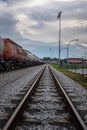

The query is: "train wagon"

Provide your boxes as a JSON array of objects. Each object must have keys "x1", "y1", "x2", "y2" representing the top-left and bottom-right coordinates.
[
  {"x1": 0, "y1": 37, "x2": 27, "y2": 70},
  {"x1": 25, "y1": 50, "x2": 42, "y2": 66}
]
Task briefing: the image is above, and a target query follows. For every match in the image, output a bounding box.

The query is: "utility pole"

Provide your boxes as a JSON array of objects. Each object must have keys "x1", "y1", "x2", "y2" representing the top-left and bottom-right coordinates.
[{"x1": 57, "y1": 11, "x2": 62, "y2": 65}]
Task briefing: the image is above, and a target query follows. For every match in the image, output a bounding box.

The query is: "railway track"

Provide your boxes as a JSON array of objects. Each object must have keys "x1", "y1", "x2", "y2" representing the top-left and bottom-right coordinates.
[{"x1": 2, "y1": 65, "x2": 87, "y2": 130}]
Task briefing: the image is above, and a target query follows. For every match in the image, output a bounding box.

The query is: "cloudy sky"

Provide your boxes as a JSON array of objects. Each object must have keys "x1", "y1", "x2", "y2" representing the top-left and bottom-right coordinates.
[{"x1": 0, "y1": 0, "x2": 87, "y2": 59}]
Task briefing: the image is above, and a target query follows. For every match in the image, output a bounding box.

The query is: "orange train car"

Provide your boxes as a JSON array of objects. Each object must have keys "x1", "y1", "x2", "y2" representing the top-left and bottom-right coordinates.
[
  {"x1": 2, "y1": 38, "x2": 26, "y2": 61},
  {"x1": 0, "y1": 37, "x2": 27, "y2": 70}
]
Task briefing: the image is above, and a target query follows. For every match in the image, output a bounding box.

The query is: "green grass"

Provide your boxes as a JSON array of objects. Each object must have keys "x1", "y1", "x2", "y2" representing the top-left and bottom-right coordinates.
[{"x1": 51, "y1": 64, "x2": 87, "y2": 89}]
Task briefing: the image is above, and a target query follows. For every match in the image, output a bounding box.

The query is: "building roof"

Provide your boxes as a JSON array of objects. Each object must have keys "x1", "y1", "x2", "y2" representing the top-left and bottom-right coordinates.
[{"x1": 68, "y1": 58, "x2": 83, "y2": 63}]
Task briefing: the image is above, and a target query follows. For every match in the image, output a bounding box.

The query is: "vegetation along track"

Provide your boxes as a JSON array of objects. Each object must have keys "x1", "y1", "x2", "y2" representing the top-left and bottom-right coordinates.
[{"x1": 2, "y1": 65, "x2": 87, "y2": 130}]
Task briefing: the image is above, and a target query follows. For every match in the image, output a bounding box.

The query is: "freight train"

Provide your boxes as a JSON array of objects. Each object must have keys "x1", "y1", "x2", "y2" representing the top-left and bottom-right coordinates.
[{"x1": 0, "y1": 37, "x2": 42, "y2": 71}]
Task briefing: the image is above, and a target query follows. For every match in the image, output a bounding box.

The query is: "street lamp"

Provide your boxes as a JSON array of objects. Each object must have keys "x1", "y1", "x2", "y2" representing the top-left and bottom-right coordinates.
[
  {"x1": 57, "y1": 11, "x2": 62, "y2": 65},
  {"x1": 66, "y1": 39, "x2": 79, "y2": 70}
]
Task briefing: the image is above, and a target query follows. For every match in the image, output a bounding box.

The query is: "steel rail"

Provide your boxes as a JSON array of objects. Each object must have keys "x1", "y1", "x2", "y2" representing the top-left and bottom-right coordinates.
[
  {"x1": 49, "y1": 66, "x2": 87, "y2": 130},
  {"x1": 3, "y1": 66, "x2": 46, "y2": 130}
]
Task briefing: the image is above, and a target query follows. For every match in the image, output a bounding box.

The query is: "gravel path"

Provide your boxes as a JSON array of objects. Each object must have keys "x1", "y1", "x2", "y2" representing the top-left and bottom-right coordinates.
[{"x1": 0, "y1": 65, "x2": 44, "y2": 120}]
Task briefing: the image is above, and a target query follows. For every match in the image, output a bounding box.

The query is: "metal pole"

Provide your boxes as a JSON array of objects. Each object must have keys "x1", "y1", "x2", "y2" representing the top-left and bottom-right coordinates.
[
  {"x1": 57, "y1": 11, "x2": 62, "y2": 65},
  {"x1": 59, "y1": 15, "x2": 61, "y2": 65}
]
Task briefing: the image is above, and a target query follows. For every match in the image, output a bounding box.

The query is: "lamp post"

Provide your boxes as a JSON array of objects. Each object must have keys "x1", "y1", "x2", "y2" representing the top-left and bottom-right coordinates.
[
  {"x1": 57, "y1": 11, "x2": 62, "y2": 65},
  {"x1": 66, "y1": 39, "x2": 79, "y2": 70}
]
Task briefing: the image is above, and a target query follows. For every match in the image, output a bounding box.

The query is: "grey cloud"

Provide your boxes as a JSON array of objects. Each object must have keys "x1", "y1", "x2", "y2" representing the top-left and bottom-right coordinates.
[
  {"x1": 62, "y1": 26, "x2": 87, "y2": 44},
  {"x1": 63, "y1": 2, "x2": 87, "y2": 20},
  {"x1": 26, "y1": 1, "x2": 87, "y2": 26},
  {"x1": 0, "y1": 12, "x2": 20, "y2": 39},
  {"x1": 0, "y1": 0, "x2": 7, "y2": 2},
  {"x1": 31, "y1": 22, "x2": 45, "y2": 30}
]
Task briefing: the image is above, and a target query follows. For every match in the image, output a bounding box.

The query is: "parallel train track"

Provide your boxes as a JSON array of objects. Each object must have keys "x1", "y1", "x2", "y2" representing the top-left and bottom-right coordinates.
[{"x1": 2, "y1": 65, "x2": 87, "y2": 130}]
